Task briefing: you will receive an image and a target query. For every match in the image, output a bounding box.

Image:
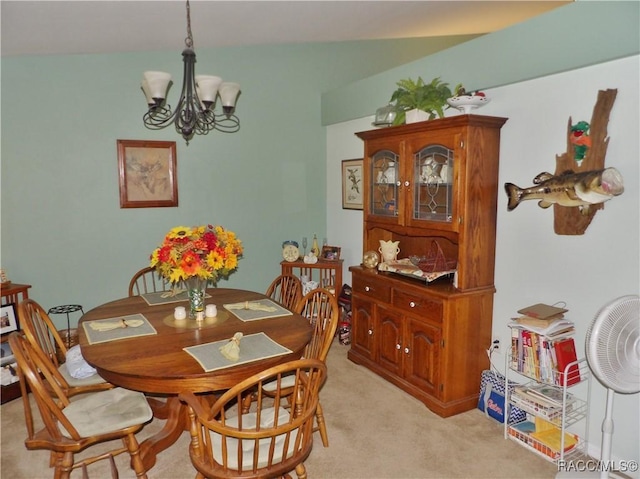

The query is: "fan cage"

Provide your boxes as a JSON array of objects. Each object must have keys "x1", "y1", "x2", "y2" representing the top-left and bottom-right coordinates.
[{"x1": 585, "y1": 295, "x2": 640, "y2": 394}]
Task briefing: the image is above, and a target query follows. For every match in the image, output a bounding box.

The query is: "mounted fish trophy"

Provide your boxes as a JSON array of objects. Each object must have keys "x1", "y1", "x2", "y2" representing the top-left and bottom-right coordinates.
[
  {"x1": 504, "y1": 89, "x2": 623, "y2": 235},
  {"x1": 505, "y1": 167, "x2": 624, "y2": 215}
]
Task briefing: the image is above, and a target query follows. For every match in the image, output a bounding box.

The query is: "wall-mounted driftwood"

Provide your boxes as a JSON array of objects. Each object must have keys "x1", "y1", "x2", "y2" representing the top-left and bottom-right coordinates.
[{"x1": 553, "y1": 89, "x2": 617, "y2": 235}]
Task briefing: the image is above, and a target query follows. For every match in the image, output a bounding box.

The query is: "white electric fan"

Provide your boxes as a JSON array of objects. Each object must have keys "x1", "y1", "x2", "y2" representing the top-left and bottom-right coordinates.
[{"x1": 557, "y1": 295, "x2": 640, "y2": 479}]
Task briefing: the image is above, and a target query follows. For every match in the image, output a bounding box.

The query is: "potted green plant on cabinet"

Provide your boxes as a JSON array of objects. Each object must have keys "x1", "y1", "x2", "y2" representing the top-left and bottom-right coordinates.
[{"x1": 390, "y1": 77, "x2": 463, "y2": 125}]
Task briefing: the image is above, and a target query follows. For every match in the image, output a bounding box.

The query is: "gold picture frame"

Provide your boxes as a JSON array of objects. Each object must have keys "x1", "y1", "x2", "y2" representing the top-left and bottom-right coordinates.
[
  {"x1": 342, "y1": 158, "x2": 363, "y2": 210},
  {"x1": 320, "y1": 245, "x2": 341, "y2": 262},
  {"x1": 117, "y1": 139, "x2": 178, "y2": 208}
]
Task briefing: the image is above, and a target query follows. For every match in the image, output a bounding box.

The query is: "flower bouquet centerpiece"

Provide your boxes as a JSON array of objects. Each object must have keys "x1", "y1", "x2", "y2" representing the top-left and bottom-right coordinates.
[{"x1": 150, "y1": 224, "x2": 243, "y2": 318}]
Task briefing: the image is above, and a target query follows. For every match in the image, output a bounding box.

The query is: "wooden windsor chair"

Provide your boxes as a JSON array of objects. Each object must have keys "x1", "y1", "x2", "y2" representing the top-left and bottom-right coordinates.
[
  {"x1": 179, "y1": 358, "x2": 327, "y2": 479},
  {"x1": 9, "y1": 332, "x2": 152, "y2": 479},
  {"x1": 265, "y1": 273, "x2": 303, "y2": 310}
]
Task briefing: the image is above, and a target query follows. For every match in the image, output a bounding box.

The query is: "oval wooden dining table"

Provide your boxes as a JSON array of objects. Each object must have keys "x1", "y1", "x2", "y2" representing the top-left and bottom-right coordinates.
[{"x1": 78, "y1": 287, "x2": 312, "y2": 471}]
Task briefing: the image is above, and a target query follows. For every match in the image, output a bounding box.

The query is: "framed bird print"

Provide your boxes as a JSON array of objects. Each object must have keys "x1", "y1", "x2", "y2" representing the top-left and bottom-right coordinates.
[
  {"x1": 117, "y1": 139, "x2": 178, "y2": 208},
  {"x1": 342, "y1": 158, "x2": 363, "y2": 210}
]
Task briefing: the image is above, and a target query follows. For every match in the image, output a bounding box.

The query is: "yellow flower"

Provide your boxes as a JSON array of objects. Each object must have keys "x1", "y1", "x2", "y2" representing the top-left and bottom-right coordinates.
[{"x1": 167, "y1": 226, "x2": 192, "y2": 239}]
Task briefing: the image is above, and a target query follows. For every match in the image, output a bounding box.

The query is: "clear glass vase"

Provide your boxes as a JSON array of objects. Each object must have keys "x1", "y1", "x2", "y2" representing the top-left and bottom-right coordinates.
[{"x1": 184, "y1": 277, "x2": 208, "y2": 319}]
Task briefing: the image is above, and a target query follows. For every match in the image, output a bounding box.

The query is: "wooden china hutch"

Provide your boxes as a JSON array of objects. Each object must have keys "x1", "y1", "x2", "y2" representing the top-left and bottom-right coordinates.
[{"x1": 348, "y1": 115, "x2": 507, "y2": 417}]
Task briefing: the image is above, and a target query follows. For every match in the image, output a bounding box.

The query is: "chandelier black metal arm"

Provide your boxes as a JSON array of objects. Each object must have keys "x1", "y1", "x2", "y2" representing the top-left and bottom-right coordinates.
[{"x1": 141, "y1": 0, "x2": 240, "y2": 144}]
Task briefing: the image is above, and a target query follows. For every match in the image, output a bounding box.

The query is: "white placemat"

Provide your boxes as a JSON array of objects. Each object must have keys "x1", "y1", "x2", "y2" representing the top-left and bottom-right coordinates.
[
  {"x1": 82, "y1": 314, "x2": 157, "y2": 344},
  {"x1": 223, "y1": 299, "x2": 293, "y2": 322},
  {"x1": 183, "y1": 332, "x2": 292, "y2": 372}
]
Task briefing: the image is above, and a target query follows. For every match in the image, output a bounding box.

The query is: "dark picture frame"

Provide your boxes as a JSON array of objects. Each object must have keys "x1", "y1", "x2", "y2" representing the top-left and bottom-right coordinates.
[
  {"x1": 117, "y1": 139, "x2": 178, "y2": 208},
  {"x1": 0, "y1": 304, "x2": 18, "y2": 336},
  {"x1": 342, "y1": 158, "x2": 363, "y2": 210},
  {"x1": 0, "y1": 341, "x2": 15, "y2": 366},
  {"x1": 320, "y1": 245, "x2": 341, "y2": 262}
]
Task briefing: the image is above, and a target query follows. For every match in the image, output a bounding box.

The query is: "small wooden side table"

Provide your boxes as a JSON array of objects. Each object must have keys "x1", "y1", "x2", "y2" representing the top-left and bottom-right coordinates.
[
  {"x1": 1, "y1": 283, "x2": 31, "y2": 307},
  {"x1": 1, "y1": 282, "x2": 31, "y2": 404},
  {"x1": 280, "y1": 260, "x2": 343, "y2": 295}
]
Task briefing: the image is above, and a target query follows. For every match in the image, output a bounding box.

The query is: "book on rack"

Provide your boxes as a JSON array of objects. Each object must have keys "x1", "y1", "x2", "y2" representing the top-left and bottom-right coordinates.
[
  {"x1": 513, "y1": 384, "x2": 576, "y2": 409},
  {"x1": 511, "y1": 317, "x2": 575, "y2": 339},
  {"x1": 510, "y1": 420, "x2": 536, "y2": 434},
  {"x1": 554, "y1": 337, "x2": 581, "y2": 386},
  {"x1": 526, "y1": 383, "x2": 575, "y2": 406},
  {"x1": 530, "y1": 427, "x2": 578, "y2": 453},
  {"x1": 511, "y1": 389, "x2": 565, "y2": 422},
  {"x1": 517, "y1": 303, "x2": 568, "y2": 320},
  {"x1": 509, "y1": 322, "x2": 580, "y2": 385},
  {"x1": 535, "y1": 417, "x2": 558, "y2": 433}
]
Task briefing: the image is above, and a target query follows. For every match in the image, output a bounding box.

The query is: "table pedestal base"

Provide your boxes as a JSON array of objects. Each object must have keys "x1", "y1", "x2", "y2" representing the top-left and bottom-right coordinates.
[{"x1": 139, "y1": 397, "x2": 188, "y2": 471}]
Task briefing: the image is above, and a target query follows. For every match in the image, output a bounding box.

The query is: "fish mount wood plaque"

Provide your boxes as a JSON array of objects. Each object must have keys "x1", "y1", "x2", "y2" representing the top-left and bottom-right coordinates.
[{"x1": 554, "y1": 89, "x2": 618, "y2": 235}]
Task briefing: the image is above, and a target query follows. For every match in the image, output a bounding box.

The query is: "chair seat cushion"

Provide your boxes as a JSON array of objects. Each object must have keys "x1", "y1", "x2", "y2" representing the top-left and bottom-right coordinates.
[
  {"x1": 210, "y1": 406, "x2": 298, "y2": 470},
  {"x1": 61, "y1": 387, "x2": 152, "y2": 437},
  {"x1": 261, "y1": 374, "x2": 296, "y2": 393}
]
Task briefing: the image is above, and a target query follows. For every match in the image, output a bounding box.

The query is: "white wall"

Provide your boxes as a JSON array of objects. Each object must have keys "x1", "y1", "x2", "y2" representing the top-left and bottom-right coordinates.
[{"x1": 326, "y1": 55, "x2": 640, "y2": 472}]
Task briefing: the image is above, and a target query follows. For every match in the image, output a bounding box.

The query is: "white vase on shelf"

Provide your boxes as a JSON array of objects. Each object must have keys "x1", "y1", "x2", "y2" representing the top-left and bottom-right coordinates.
[
  {"x1": 378, "y1": 240, "x2": 400, "y2": 263},
  {"x1": 405, "y1": 108, "x2": 429, "y2": 124}
]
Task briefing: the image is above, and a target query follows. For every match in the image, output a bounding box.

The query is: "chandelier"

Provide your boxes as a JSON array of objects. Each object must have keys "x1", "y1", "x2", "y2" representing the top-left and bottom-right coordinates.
[{"x1": 141, "y1": 0, "x2": 240, "y2": 143}]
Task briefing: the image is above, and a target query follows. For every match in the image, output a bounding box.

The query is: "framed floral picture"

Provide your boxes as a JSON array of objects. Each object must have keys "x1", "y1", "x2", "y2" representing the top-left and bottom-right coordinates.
[
  {"x1": 117, "y1": 139, "x2": 178, "y2": 208},
  {"x1": 0, "y1": 304, "x2": 18, "y2": 336},
  {"x1": 342, "y1": 158, "x2": 363, "y2": 210}
]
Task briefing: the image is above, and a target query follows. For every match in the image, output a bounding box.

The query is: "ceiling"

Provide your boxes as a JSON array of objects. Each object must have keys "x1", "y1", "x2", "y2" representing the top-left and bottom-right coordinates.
[{"x1": 1, "y1": 1, "x2": 570, "y2": 57}]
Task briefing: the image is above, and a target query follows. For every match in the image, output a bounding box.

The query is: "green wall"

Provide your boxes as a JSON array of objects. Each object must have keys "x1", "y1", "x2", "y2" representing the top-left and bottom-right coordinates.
[
  {"x1": 0, "y1": 35, "x2": 472, "y2": 322},
  {"x1": 322, "y1": 1, "x2": 640, "y2": 125}
]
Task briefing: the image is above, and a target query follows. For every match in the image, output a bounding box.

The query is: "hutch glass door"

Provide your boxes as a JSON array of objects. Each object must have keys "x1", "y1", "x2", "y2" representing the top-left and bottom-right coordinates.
[
  {"x1": 413, "y1": 144, "x2": 453, "y2": 223},
  {"x1": 370, "y1": 150, "x2": 399, "y2": 217}
]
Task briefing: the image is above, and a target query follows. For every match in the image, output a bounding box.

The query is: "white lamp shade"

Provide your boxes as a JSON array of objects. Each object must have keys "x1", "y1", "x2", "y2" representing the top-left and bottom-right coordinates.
[
  {"x1": 219, "y1": 82, "x2": 240, "y2": 107},
  {"x1": 143, "y1": 71, "x2": 172, "y2": 99},
  {"x1": 195, "y1": 75, "x2": 222, "y2": 103},
  {"x1": 141, "y1": 80, "x2": 155, "y2": 105}
]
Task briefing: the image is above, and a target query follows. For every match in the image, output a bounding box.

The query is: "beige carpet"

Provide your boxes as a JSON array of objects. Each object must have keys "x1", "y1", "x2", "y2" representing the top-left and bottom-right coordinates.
[{"x1": 1, "y1": 340, "x2": 558, "y2": 478}]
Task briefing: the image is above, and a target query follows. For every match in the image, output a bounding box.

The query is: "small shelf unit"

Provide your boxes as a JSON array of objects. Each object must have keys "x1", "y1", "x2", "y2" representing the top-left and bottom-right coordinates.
[
  {"x1": 1, "y1": 283, "x2": 31, "y2": 404},
  {"x1": 504, "y1": 353, "x2": 591, "y2": 464},
  {"x1": 280, "y1": 260, "x2": 343, "y2": 296}
]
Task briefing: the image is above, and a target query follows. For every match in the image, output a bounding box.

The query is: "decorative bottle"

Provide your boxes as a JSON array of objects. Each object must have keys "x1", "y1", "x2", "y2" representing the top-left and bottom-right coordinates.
[{"x1": 310, "y1": 234, "x2": 320, "y2": 257}]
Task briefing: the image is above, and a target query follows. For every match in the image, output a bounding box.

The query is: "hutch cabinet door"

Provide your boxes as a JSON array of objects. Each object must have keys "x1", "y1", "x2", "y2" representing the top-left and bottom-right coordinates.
[
  {"x1": 403, "y1": 317, "x2": 441, "y2": 397},
  {"x1": 376, "y1": 304, "x2": 403, "y2": 377},
  {"x1": 405, "y1": 131, "x2": 462, "y2": 231},
  {"x1": 350, "y1": 295, "x2": 376, "y2": 362},
  {"x1": 365, "y1": 138, "x2": 402, "y2": 226}
]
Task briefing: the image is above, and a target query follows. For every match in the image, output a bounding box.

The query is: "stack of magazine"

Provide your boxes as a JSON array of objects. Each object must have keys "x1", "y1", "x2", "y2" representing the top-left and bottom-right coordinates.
[{"x1": 511, "y1": 383, "x2": 576, "y2": 423}]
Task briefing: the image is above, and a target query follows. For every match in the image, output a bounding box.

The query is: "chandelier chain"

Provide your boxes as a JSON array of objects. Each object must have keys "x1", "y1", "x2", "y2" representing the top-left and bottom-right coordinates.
[{"x1": 184, "y1": 0, "x2": 193, "y2": 49}]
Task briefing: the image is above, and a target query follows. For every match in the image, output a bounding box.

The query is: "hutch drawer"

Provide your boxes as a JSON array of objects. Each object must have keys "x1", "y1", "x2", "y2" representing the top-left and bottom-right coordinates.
[
  {"x1": 392, "y1": 289, "x2": 443, "y2": 323},
  {"x1": 352, "y1": 275, "x2": 391, "y2": 302}
]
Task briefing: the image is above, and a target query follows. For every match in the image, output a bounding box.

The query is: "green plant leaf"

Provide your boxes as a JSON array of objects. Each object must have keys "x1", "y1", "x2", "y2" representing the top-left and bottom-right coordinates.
[{"x1": 388, "y1": 76, "x2": 463, "y2": 121}]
